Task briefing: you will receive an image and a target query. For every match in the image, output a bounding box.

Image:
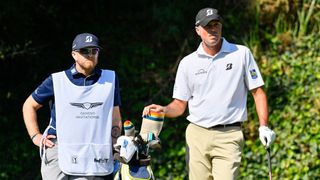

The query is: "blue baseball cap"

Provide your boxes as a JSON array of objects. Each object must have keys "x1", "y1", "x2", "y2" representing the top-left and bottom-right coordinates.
[{"x1": 72, "y1": 33, "x2": 101, "y2": 50}]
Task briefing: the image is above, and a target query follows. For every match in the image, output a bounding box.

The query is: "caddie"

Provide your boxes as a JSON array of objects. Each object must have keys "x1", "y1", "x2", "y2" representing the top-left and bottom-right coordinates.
[{"x1": 22, "y1": 33, "x2": 122, "y2": 179}]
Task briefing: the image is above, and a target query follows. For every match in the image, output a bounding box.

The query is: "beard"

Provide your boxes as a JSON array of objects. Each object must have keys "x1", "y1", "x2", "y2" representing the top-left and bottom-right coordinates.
[{"x1": 77, "y1": 58, "x2": 98, "y2": 72}]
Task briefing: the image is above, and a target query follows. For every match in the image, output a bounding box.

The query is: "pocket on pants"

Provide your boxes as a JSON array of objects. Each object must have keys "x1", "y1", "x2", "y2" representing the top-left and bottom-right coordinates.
[{"x1": 45, "y1": 145, "x2": 59, "y2": 165}]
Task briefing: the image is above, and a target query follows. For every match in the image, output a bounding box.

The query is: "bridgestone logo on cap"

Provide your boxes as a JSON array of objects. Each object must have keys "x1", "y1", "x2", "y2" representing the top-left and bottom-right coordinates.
[
  {"x1": 85, "y1": 36, "x2": 93, "y2": 42},
  {"x1": 206, "y1": 9, "x2": 213, "y2": 16}
]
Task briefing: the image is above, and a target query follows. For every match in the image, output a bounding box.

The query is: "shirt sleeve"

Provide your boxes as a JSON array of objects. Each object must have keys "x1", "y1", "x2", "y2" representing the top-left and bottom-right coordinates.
[
  {"x1": 31, "y1": 75, "x2": 54, "y2": 105},
  {"x1": 172, "y1": 60, "x2": 191, "y2": 101},
  {"x1": 244, "y1": 49, "x2": 265, "y2": 90},
  {"x1": 113, "y1": 73, "x2": 121, "y2": 107}
]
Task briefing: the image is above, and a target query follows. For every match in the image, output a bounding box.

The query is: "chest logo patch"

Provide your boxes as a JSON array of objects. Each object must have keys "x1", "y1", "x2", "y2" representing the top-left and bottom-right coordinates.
[
  {"x1": 195, "y1": 69, "x2": 208, "y2": 75},
  {"x1": 70, "y1": 102, "x2": 103, "y2": 110},
  {"x1": 226, "y1": 63, "x2": 233, "y2": 70}
]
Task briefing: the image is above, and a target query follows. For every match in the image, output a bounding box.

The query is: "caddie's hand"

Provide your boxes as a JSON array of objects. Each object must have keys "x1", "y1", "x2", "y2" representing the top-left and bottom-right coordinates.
[
  {"x1": 33, "y1": 134, "x2": 56, "y2": 148},
  {"x1": 142, "y1": 104, "x2": 165, "y2": 116},
  {"x1": 259, "y1": 126, "x2": 276, "y2": 148}
]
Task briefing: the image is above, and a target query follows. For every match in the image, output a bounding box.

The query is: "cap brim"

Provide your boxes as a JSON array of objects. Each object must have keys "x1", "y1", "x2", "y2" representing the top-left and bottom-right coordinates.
[
  {"x1": 199, "y1": 16, "x2": 220, "y2": 26},
  {"x1": 73, "y1": 45, "x2": 102, "y2": 50}
]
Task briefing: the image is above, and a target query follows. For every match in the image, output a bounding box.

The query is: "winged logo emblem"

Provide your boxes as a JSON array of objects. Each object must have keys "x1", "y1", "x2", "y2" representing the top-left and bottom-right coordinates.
[{"x1": 70, "y1": 102, "x2": 103, "y2": 110}]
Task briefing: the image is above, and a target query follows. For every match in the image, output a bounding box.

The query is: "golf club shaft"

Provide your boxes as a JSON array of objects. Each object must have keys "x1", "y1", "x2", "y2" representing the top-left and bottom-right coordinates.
[{"x1": 267, "y1": 147, "x2": 272, "y2": 180}]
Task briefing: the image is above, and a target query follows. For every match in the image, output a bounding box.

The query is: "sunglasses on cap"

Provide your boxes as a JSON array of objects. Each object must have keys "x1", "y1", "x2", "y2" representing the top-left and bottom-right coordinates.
[{"x1": 75, "y1": 48, "x2": 100, "y2": 55}]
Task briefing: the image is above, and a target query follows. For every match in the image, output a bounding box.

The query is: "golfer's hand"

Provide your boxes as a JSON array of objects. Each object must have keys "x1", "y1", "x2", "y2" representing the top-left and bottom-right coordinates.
[
  {"x1": 259, "y1": 126, "x2": 276, "y2": 148},
  {"x1": 142, "y1": 104, "x2": 165, "y2": 116}
]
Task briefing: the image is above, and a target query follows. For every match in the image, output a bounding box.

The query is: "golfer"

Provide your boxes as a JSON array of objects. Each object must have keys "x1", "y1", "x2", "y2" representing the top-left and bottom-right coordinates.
[{"x1": 143, "y1": 8, "x2": 276, "y2": 180}]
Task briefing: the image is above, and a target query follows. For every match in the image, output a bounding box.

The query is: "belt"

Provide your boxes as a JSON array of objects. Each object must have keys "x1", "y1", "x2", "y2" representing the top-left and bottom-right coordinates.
[{"x1": 208, "y1": 122, "x2": 242, "y2": 129}]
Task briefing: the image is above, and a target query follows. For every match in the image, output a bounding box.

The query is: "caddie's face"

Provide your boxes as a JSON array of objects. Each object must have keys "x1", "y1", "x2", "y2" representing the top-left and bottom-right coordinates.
[
  {"x1": 196, "y1": 20, "x2": 222, "y2": 48},
  {"x1": 72, "y1": 47, "x2": 99, "y2": 73}
]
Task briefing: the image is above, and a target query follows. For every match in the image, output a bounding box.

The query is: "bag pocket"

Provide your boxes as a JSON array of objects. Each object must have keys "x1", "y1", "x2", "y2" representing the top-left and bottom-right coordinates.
[
  {"x1": 121, "y1": 164, "x2": 154, "y2": 179},
  {"x1": 58, "y1": 143, "x2": 112, "y2": 175}
]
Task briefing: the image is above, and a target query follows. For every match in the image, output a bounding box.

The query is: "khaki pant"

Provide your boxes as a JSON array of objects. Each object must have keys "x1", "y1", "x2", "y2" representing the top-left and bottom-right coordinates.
[
  {"x1": 41, "y1": 139, "x2": 112, "y2": 180},
  {"x1": 186, "y1": 123, "x2": 244, "y2": 180}
]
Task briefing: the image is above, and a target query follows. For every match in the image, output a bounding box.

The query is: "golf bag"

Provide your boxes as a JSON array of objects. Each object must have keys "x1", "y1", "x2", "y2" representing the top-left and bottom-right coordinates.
[{"x1": 113, "y1": 119, "x2": 162, "y2": 180}]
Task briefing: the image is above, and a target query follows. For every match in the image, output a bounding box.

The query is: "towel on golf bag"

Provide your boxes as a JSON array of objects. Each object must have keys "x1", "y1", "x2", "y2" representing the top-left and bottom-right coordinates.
[
  {"x1": 114, "y1": 136, "x2": 136, "y2": 163},
  {"x1": 113, "y1": 162, "x2": 154, "y2": 180}
]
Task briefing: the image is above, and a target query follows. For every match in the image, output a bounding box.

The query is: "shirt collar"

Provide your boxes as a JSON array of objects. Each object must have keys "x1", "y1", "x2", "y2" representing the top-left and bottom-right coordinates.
[
  {"x1": 196, "y1": 37, "x2": 233, "y2": 57},
  {"x1": 69, "y1": 64, "x2": 101, "y2": 77}
]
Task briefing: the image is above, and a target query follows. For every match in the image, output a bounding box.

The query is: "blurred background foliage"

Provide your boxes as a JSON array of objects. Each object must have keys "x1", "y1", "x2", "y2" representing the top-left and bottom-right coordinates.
[{"x1": 0, "y1": 0, "x2": 319, "y2": 179}]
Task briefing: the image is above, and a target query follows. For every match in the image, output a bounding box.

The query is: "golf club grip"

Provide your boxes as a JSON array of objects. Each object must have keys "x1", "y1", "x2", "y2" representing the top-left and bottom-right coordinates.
[{"x1": 269, "y1": 172, "x2": 272, "y2": 180}]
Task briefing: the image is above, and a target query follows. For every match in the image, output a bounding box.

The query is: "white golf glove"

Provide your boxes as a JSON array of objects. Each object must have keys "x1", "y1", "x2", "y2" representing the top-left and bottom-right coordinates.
[{"x1": 259, "y1": 126, "x2": 276, "y2": 148}]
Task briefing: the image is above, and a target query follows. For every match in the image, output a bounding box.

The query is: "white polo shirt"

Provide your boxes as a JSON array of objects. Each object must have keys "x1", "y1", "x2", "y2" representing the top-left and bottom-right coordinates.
[{"x1": 173, "y1": 38, "x2": 264, "y2": 128}]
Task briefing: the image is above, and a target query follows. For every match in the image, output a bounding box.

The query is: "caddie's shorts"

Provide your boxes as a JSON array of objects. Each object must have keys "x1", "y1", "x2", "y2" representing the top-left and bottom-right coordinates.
[
  {"x1": 186, "y1": 123, "x2": 244, "y2": 180},
  {"x1": 41, "y1": 138, "x2": 113, "y2": 180}
]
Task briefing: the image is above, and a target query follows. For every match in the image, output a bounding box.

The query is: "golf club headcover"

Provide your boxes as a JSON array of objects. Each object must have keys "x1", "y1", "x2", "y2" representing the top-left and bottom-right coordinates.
[
  {"x1": 139, "y1": 110, "x2": 164, "y2": 142},
  {"x1": 124, "y1": 120, "x2": 135, "y2": 137}
]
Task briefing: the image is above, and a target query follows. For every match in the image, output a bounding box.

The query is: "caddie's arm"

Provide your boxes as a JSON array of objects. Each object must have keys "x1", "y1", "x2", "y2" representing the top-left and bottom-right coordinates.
[
  {"x1": 22, "y1": 95, "x2": 55, "y2": 147},
  {"x1": 111, "y1": 106, "x2": 122, "y2": 145},
  {"x1": 251, "y1": 87, "x2": 276, "y2": 148},
  {"x1": 143, "y1": 99, "x2": 187, "y2": 118}
]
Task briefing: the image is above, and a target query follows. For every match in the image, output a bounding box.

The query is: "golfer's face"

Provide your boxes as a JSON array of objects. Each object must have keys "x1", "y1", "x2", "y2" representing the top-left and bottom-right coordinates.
[{"x1": 198, "y1": 20, "x2": 222, "y2": 47}]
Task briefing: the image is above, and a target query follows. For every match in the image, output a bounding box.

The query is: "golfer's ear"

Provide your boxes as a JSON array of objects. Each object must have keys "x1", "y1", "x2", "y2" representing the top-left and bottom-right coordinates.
[
  {"x1": 71, "y1": 51, "x2": 76, "y2": 58},
  {"x1": 195, "y1": 26, "x2": 201, "y2": 36}
]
